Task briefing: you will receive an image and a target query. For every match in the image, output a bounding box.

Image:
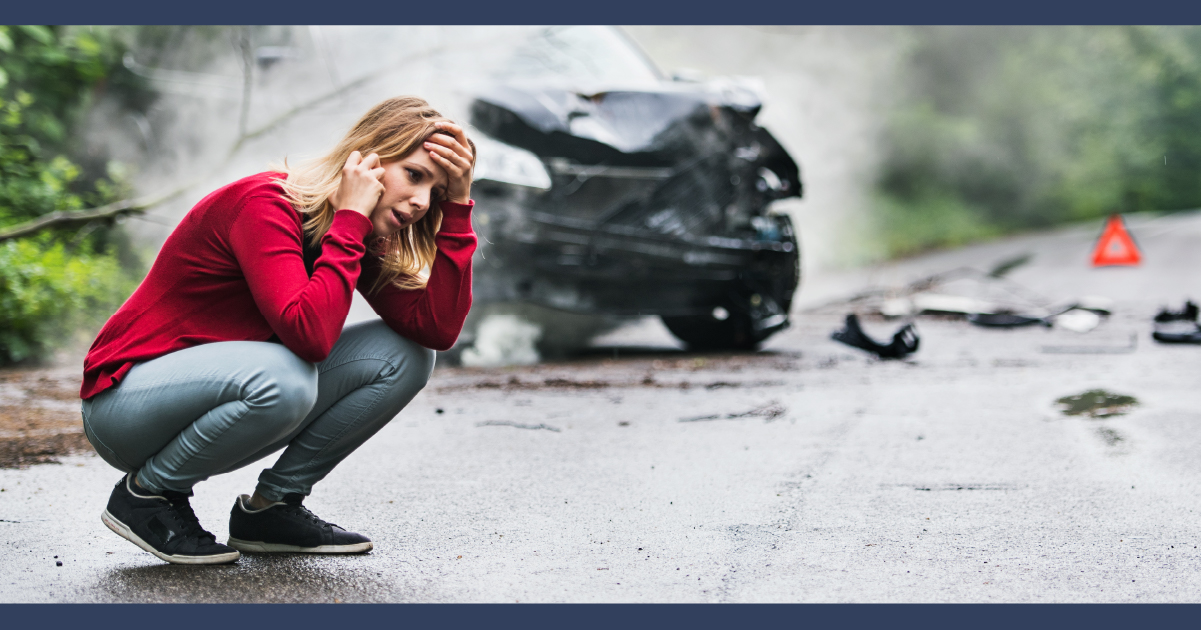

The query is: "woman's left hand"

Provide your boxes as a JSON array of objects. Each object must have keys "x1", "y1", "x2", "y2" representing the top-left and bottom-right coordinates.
[{"x1": 424, "y1": 122, "x2": 475, "y2": 205}]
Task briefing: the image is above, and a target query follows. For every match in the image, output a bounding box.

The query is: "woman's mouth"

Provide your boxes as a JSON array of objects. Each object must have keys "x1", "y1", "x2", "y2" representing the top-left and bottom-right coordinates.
[{"x1": 390, "y1": 209, "x2": 405, "y2": 228}]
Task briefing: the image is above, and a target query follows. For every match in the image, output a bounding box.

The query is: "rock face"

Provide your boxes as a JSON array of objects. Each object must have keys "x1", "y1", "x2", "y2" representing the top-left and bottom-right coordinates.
[{"x1": 0, "y1": 367, "x2": 92, "y2": 468}]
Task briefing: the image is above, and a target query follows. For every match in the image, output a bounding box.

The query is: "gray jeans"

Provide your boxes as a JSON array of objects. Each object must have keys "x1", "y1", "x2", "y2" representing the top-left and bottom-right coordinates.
[{"x1": 81, "y1": 320, "x2": 435, "y2": 502}]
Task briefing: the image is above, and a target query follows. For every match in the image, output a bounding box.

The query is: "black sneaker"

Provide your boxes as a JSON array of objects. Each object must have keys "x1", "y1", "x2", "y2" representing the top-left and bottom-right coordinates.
[
  {"x1": 227, "y1": 493, "x2": 373, "y2": 554},
  {"x1": 101, "y1": 474, "x2": 240, "y2": 565}
]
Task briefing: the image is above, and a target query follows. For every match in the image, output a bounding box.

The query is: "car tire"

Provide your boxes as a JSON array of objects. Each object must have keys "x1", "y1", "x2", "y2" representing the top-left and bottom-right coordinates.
[
  {"x1": 662, "y1": 214, "x2": 801, "y2": 352},
  {"x1": 661, "y1": 310, "x2": 763, "y2": 351}
]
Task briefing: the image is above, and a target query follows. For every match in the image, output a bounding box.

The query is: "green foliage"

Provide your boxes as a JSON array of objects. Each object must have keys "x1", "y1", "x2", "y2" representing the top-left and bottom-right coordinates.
[
  {"x1": 875, "y1": 26, "x2": 1201, "y2": 256},
  {"x1": 0, "y1": 236, "x2": 134, "y2": 363},
  {"x1": 0, "y1": 26, "x2": 140, "y2": 225},
  {"x1": 0, "y1": 26, "x2": 148, "y2": 365}
]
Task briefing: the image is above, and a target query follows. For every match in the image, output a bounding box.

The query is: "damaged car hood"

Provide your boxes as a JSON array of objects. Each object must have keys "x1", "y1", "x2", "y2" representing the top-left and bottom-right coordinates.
[
  {"x1": 473, "y1": 81, "x2": 760, "y2": 153},
  {"x1": 471, "y1": 80, "x2": 801, "y2": 193}
]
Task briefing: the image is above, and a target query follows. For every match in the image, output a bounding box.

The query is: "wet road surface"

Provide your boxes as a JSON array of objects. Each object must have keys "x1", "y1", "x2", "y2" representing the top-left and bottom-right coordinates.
[{"x1": 4, "y1": 212, "x2": 1201, "y2": 602}]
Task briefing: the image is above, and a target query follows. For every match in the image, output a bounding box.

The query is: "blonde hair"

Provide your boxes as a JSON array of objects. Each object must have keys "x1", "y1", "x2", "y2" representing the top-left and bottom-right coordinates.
[{"x1": 277, "y1": 96, "x2": 473, "y2": 292}]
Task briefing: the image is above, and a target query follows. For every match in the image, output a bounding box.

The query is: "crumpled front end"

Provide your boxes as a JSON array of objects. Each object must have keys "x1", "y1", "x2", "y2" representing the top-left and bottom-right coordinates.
[{"x1": 468, "y1": 83, "x2": 803, "y2": 349}]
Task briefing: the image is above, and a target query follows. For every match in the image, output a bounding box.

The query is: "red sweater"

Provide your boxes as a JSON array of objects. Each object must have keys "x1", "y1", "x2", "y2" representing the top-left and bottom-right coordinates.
[{"x1": 81, "y1": 172, "x2": 476, "y2": 400}]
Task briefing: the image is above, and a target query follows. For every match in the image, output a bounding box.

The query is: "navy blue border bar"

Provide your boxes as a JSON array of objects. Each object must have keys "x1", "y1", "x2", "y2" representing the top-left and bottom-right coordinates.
[
  {"x1": 3, "y1": 603, "x2": 1199, "y2": 630},
  {"x1": 4, "y1": 0, "x2": 1201, "y2": 26}
]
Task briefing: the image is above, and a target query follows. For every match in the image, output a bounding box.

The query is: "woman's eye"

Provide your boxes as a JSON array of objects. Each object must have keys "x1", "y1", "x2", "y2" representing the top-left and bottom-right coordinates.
[{"x1": 407, "y1": 169, "x2": 421, "y2": 182}]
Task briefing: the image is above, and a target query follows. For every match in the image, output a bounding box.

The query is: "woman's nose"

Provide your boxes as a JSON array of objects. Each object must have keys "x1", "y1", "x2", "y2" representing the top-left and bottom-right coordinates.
[{"x1": 413, "y1": 189, "x2": 430, "y2": 211}]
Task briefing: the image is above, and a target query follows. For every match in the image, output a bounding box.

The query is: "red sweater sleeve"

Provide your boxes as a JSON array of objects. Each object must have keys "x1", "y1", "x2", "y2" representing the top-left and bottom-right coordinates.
[
  {"x1": 228, "y1": 197, "x2": 374, "y2": 362},
  {"x1": 359, "y1": 200, "x2": 477, "y2": 351}
]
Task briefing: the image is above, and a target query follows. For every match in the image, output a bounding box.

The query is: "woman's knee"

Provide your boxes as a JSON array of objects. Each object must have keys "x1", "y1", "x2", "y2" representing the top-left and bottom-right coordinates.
[
  {"x1": 245, "y1": 346, "x2": 319, "y2": 422},
  {"x1": 380, "y1": 333, "x2": 436, "y2": 392}
]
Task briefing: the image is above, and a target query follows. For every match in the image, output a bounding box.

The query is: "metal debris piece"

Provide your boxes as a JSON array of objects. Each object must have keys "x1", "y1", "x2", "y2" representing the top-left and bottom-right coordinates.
[
  {"x1": 987, "y1": 253, "x2": 1033, "y2": 278},
  {"x1": 830, "y1": 314, "x2": 919, "y2": 359},
  {"x1": 852, "y1": 262, "x2": 1114, "y2": 337}
]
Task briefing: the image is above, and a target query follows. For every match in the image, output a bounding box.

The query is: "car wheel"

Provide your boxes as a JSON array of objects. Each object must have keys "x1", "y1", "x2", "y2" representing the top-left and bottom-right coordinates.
[
  {"x1": 663, "y1": 214, "x2": 801, "y2": 352},
  {"x1": 661, "y1": 308, "x2": 764, "y2": 351}
]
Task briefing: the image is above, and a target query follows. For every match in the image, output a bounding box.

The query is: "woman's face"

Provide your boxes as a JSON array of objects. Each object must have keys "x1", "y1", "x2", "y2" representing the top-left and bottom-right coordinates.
[{"x1": 368, "y1": 148, "x2": 449, "y2": 239}]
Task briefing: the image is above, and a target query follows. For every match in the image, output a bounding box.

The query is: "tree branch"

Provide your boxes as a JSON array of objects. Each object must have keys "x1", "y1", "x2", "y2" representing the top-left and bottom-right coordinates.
[
  {"x1": 3, "y1": 29, "x2": 520, "y2": 244},
  {"x1": 0, "y1": 187, "x2": 189, "y2": 243}
]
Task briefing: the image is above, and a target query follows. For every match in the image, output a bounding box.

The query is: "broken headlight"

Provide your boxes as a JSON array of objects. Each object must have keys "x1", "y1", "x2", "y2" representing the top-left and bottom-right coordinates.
[{"x1": 471, "y1": 134, "x2": 552, "y2": 191}]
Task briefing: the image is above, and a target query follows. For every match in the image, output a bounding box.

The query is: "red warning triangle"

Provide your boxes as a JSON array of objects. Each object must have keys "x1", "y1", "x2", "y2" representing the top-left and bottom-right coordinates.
[{"x1": 1091, "y1": 214, "x2": 1142, "y2": 267}]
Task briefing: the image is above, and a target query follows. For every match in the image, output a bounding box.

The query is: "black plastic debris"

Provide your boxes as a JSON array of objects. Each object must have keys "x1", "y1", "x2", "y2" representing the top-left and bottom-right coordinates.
[
  {"x1": 1152, "y1": 300, "x2": 1201, "y2": 344},
  {"x1": 831, "y1": 314, "x2": 919, "y2": 359},
  {"x1": 1153, "y1": 329, "x2": 1201, "y2": 344},
  {"x1": 966, "y1": 313, "x2": 1051, "y2": 328},
  {"x1": 1154, "y1": 300, "x2": 1198, "y2": 323}
]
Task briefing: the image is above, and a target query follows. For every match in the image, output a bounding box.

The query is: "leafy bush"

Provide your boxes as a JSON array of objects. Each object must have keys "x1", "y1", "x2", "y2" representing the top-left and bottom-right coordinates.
[
  {"x1": 0, "y1": 25, "x2": 148, "y2": 365},
  {"x1": 0, "y1": 236, "x2": 133, "y2": 363}
]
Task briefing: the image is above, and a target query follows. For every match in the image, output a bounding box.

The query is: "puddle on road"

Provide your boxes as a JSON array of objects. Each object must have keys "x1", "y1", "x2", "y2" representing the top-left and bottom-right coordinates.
[{"x1": 1055, "y1": 389, "x2": 1139, "y2": 418}]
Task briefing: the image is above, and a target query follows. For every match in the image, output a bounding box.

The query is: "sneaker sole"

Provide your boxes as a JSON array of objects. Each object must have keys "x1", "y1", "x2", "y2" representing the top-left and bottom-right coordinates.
[
  {"x1": 101, "y1": 510, "x2": 240, "y2": 565},
  {"x1": 226, "y1": 536, "x2": 373, "y2": 554}
]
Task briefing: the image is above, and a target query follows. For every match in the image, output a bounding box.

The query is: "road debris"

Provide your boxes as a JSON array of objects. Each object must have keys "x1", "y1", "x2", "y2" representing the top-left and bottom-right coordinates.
[
  {"x1": 831, "y1": 314, "x2": 919, "y2": 359},
  {"x1": 679, "y1": 401, "x2": 786, "y2": 423},
  {"x1": 835, "y1": 257, "x2": 1114, "y2": 337},
  {"x1": 1054, "y1": 309, "x2": 1102, "y2": 333},
  {"x1": 1055, "y1": 389, "x2": 1139, "y2": 418},
  {"x1": 968, "y1": 306, "x2": 1103, "y2": 332},
  {"x1": 475, "y1": 420, "x2": 562, "y2": 432},
  {"x1": 1154, "y1": 300, "x2": 1198, "y2": 323},
  {"x1": 966, "y1": 312, "x2": 1051, "y2": 328},
  {"x1": 1152, "y1": 300, "x2": 1201, "y2": 344},
  {"x1": 437, "y1": 373, "x2": 782, "y2": 393}
]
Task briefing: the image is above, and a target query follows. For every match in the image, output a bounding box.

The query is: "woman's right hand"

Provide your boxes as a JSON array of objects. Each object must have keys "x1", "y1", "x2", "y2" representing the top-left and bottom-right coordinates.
[{"x1": 329, "y1": 151, "x2": 385, "y2": 218}]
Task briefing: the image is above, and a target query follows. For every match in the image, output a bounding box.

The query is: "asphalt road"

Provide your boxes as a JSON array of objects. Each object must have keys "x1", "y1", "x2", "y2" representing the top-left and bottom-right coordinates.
[{"x1": 3, "y1": 212, "x2": 1201, "y2": 602}]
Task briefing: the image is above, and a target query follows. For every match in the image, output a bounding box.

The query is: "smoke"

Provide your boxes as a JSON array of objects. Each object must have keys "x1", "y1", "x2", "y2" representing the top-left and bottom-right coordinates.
[
  {"x1": 459, "y1": 314, "x2": 542, "y2": 367},
  {"x1": 456, "y1": 302, "x2": 627, "y2": 367},
  {"x1": 623, "y1": 26, "x2": 904, "y2": 271},
  {"x1": 97, "y1": 25, "x2": 545, "y2": 247}
]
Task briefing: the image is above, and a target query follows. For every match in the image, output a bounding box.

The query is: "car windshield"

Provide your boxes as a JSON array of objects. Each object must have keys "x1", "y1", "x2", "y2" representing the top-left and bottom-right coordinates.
[{"x1": 496, "y1": 26, "x2": 663, "y2": 88}]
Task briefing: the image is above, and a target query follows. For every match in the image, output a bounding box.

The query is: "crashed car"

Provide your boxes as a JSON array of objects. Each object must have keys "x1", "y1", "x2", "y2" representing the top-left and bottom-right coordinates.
[{"x1": 467, "y1": 26, "x2": 802, "y2": 350}]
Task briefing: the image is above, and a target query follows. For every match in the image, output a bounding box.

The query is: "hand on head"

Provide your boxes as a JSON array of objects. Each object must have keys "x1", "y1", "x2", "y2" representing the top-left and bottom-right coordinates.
[
  {"x1": 331, "y1": 151, "x2": 386, "y2": 218},
  {"x1": 423, "y1": 122, "x2": 474, "y2": 205}
]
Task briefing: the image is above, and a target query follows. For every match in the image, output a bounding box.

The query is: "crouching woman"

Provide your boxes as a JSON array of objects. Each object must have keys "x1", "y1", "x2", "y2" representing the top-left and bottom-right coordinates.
[{"x1": 79, "y1": 96, "x2": 476, "y2": 564}]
